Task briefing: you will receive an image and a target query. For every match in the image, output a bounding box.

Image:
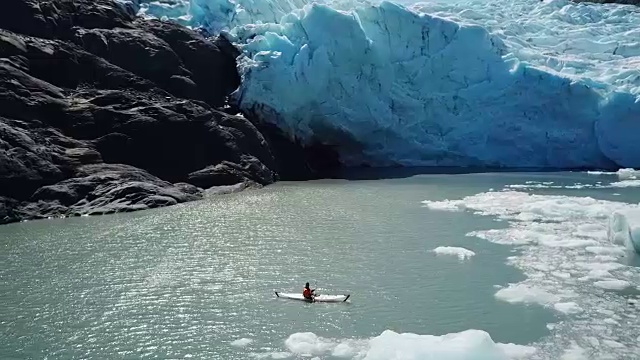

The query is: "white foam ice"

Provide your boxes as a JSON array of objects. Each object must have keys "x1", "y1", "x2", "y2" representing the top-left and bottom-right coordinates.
[
  {"x1": 423, "y1": 190, "x2": 640, "y2": 358},
  {"x1": 136, "y1": 0, "x2": 640, "y2": 168},
  {"x1": 432, "y1": 246, "x2": 476, "y2": 260},
  {"x1": 259, "y1": 329, "x2": 536, "y2": 359}
]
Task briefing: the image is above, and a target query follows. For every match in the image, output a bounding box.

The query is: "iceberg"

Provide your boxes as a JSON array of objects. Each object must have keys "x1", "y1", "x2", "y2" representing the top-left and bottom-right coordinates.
[
  {"x1": 137, "y1": 0, "x2": 640, "y2": 168},
  {"x1": 608, "y1": 209, "x2": 640, "y2": 254}
]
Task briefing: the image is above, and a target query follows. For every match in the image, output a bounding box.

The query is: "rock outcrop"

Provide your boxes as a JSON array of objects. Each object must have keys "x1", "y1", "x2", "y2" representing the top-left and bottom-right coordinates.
[{"x1": 0, "y1": 0, "x2": 339, "y2": 225}]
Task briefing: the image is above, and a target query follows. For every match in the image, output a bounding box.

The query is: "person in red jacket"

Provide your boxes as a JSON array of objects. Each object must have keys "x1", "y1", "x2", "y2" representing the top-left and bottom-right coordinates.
[{"x1": 303, "y1": 282, "x2": 315, "y2": 301}]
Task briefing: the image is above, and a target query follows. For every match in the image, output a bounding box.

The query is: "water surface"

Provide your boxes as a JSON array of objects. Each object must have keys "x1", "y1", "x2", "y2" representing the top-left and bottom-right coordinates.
[{"x1": 1, "y1": 171, "x2": 638, "y2": 359}]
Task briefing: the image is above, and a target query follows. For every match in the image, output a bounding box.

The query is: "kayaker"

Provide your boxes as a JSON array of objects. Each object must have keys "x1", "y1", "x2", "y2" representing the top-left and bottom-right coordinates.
[{"x1": 303, "y1": 282, "x2": 315, "y2": 300}]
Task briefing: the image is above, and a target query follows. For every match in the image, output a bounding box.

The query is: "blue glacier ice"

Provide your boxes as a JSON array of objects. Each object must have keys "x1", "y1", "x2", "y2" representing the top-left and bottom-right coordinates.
[{"x1": 137, "y1": 0, "x2": 640, "y2": 168}]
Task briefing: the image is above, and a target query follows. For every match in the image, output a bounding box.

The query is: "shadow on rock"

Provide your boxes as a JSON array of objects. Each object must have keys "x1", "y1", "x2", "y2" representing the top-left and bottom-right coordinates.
[{"x1": 0, "y1": 0, "x2": 290, "y2": 224}]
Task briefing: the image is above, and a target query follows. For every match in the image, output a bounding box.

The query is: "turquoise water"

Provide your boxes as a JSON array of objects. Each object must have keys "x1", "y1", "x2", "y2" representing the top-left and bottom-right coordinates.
[{"x1": 1, "y1": 171, "x2": 639, "y2": 359}]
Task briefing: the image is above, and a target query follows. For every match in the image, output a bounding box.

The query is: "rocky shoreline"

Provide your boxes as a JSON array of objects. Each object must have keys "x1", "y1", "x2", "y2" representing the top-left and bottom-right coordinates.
[{"x1": 0, "y1": 0, "x2": 339, "y2": 225}]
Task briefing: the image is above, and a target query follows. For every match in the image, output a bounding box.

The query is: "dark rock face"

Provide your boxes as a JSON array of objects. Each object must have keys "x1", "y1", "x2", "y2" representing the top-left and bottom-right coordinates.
[
  {"x1": 0, "y1": 0, "x2": 137, "y2": 40},
  {"x1": 0, "y1": 0, "x2": 285, "y2": 225},
  {"x1": 242, "y1": 105, "x2": 342, "y2": 181},
  {"x1": 25, "y1": 164, "x2": 202, "y2": 218}
]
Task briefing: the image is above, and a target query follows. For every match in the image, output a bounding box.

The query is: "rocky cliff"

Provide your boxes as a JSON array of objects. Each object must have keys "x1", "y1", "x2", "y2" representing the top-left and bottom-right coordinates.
[{"x1": 0, "y1": 0, "x2": 339, "y2": 225}]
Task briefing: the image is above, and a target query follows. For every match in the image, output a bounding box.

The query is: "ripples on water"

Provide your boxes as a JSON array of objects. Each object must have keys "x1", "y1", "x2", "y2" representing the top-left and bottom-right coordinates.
[{"x1": 0, "y1": 172, "x2": 639, "y2": 359}]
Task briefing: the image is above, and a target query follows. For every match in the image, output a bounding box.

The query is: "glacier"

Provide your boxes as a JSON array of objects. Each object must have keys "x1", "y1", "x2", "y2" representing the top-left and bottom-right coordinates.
[{"x1": 136, "y1": 0, "x2": 640, "y2": 168}]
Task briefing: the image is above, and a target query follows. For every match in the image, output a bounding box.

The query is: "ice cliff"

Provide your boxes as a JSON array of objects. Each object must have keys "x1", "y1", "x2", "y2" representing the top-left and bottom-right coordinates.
[{"x1": 137, "y1": 0, "x2": 640, "y2": 168}]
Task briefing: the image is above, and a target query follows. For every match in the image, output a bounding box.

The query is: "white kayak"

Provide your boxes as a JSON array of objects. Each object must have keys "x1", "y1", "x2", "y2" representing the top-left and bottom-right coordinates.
[{"x1": 275, "y1": 292, "x2": 350, "y2": 303}]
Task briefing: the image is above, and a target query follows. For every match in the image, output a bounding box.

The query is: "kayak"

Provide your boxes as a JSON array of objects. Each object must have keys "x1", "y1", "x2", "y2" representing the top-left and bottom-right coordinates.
[{"x1": 275, "y1": 291, "x2": 350, "y2": 303}]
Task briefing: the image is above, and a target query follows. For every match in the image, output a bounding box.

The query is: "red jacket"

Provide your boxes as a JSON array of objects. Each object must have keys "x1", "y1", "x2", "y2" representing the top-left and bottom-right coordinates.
[{"x1": 303, "y1": 288, "x2": 312, "y2": 298}]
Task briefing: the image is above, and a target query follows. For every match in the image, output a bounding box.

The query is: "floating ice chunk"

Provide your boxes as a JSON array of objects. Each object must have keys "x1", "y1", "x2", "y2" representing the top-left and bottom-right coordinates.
[
  {"x1": 278, "y1": 329, "x2": 535, "y2": 360},
  {"x1": 426, "y1": 191, "x2": 630, "y2": 223},
  {"x1": 554, "y1": 302, "x2": 584, "y2": 315},
  {"x1": 506, "y1": 182, "x2": 595, "y2": 190},
  {"x1": 576, "y1": 261, "x2": 624, "y2": 281},
  {"x1": 594, "y1": 280, "x2": 631, "y2": 291},
  {"x1": 593, "y1": 255, "x2": 618, "y2": 263},
  {"x1": 231, "y1": 338, "x2": 254, "y2": 347},
  {"x1": 363, "y1": 330, "x2": 536, "y2": 360},
  {"x1": 616, "y1": 168, "x2": 640, "y2": 180},
  {"x1": 603, "y1": 339, "x2": 626, "y2": 348},
  {"x1": 495, "y1": 284, "x2": 560, "y2": 306},
  {"x1": 495, "y1": 343, "x2": 537, "y2": 359},
  {"x1": 552, "y1": 271, "x2": 572, "y2": 279},
  {"x1": 610, "y1": 180, "x2": 640, "y2": 188},
  {"x1": 540, "y1": 238, "x2": 598, "y2": 249},
  {"x1": 585, "y1": 246, "x2": 626, "y2": 257},
  {"x1": 426, "y1": 190, "x2": 640, "y2": 357},
  {"x1": 586, "y1": 168, "x2": 640, "y2": 179},
  {"x1": 269, "y1": 352, "x2": 291, "y2": 359},
  {"x1": 597, "y1": 309, "x2": 616, "y2": 317},
  {"x1": 603, "y1": 318, "x2": 620, "y2": 325},
  {"x1": 432, "y1": 246, "x2": 476, "y2": 260},
  {"x1": 560, "y1": 344, "x2": 588, "y2": 360},
  {"x1": 421, "y1": 200, "x2": 464, "y2": 211},
  {"x1": 285, "y1": 332, "x2": 335, "y2": 356},
  {"x1": 468, "y1": 228, "x2": 537, "y2": 246},
  {"x1": 607, "y1": 209, "x2": 640, "y2": 254}
]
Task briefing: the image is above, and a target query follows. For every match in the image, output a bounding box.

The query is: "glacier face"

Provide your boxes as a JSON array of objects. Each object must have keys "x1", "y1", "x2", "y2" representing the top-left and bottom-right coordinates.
[{"x1": 137, "y1": 0, "x2": 640, "y2": 168}]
